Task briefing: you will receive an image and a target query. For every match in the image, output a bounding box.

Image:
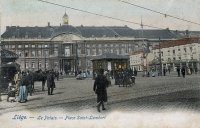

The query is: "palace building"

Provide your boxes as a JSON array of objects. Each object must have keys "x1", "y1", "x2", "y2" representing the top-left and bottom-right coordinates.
[{"x1": 1, "y1": 12, "x2": 192, "y2": 74}]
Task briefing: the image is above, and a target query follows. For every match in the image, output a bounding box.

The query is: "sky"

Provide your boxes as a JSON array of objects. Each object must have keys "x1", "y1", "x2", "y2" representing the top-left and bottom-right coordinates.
[{"x1": 1, "y1": 0, "x2": 200, "y2": 33}]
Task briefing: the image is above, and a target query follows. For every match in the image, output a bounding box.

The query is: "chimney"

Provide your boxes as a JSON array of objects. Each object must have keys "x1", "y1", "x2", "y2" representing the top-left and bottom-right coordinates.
[{"x1": 48, "y1": 22, "x2": 50, "y2": 27}]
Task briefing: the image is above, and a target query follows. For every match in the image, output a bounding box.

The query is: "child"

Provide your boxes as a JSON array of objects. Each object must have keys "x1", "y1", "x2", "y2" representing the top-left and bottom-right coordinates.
[{"x1": 7, "y1": 82, "x2": 16, "y2": 102}]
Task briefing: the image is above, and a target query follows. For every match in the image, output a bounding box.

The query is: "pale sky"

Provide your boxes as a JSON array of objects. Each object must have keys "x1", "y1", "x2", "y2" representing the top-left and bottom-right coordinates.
[{"x1": 1, "y1": 0, "x2": 200, "y2": 33}]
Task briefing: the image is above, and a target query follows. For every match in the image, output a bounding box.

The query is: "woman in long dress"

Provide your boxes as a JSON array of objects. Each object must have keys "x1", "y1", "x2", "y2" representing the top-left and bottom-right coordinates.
[{"x1": 18, "y1": 72, "x2": 28, "y2": 103}]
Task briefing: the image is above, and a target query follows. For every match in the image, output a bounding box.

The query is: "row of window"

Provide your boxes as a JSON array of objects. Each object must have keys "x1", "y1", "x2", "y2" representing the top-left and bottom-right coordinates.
[
  {"x1": 5, "y1": 43, "x2": 136, "y2": 49},
  {"x1": 163, "y1": 56, "x2": 194, "y2": 62},
  {"x1": 15, "y1": 49, "x2": 131, "y2": 57},
  {"x1": 155, "y1": 46, "x2": 197, "y2": 56},
  {"x1": 17, "y1": 50, "x2": 50, "y2": 57},
  {"x1": 80, "y1": 43, "x2": 135, "y2": 48},
  {"x1": 83, "y1": 48, "x2": 132, "y2": 56},
  {"x1": 4, "y1": 44, "x2": 50, "y2": 49},
  {"x1": 22, "y1": 62, "x2": 48, "y2": 69}
]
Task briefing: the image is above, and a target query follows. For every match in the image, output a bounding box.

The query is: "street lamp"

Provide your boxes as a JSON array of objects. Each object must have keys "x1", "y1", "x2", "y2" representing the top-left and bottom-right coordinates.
[
  {"x1": 75, "y1": 42, "x2": 79, "y2": 76},
  {"x1": 159, "y1": 38, "x2": 162, "y2": 76},
  {"x1": 44, "y1": 44, "x2": 48, "y2": 70}
]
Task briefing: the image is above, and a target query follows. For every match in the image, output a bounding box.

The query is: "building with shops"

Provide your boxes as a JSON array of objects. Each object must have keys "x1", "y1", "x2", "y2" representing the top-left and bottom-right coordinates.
[
  {"x1": 130, "y1": 51, "x2": 144, "y2": 71},
  {"x1": 130, "y1": 37, "x2": 200, "y2": 73},
  {"x1": 130, "y1": 50, "x2": 154, "y2": 72},
  {"x1": 1, "y1": 12, "x2": 192, "y2": 74},
  {"x1": 152, "y1": 37, "x2": 200, "y2": 72}
]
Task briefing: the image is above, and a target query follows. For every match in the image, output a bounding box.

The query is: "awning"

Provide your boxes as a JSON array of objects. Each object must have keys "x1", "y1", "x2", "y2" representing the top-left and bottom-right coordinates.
[{"x1": 1, "y1": 49, "x2": 19, "y2": 63}]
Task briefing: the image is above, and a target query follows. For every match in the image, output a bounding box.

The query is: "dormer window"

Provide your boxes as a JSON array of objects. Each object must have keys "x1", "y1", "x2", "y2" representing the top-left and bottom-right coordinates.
[
  {"x1": 25, "y1": 32, "x2": 28, "y2": 38},
  {"x1": 38, "y1": 33, "x2": 41, "y2": 38}
]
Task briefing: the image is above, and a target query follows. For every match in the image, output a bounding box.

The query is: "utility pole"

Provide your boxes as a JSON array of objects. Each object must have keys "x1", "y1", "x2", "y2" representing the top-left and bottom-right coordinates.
[
  {"x1": 159, "y1": 37, "x2": 162, "y2": 76},
  {"x1": 75, "y1": 42, "x2": 78, "y2": 76},
  {"x1": 85, "y1": 42, "x2": 87, "y2": 72},
  {"x1": 141, "y1": 16, "x2": 146, "y2": 76},
  {"x1": 44, "y1": 45, "x2": 46, "y2": 70}
]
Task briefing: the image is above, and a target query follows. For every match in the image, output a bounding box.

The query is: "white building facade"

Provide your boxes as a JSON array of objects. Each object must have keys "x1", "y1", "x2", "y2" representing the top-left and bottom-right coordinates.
[
  {"x1": 130, "y1": 37, "x2": 200, "y2": 73},
  {"x1": 152, "y1": 37, "x2": 200, "y2": 72},
  {"x1": 130, "y1": 51, "x2": 143, "y2": 71}
]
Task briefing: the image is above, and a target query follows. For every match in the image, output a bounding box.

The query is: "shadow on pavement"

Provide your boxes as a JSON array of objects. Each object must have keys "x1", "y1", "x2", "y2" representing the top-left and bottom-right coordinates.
[
  {"x1": 28, "y1": 97, "x2": 44, "y2": 102},
  {"x1": 110, "y1": 89, "x2": 200, "y2": 112},
  {"x1": 53, "y1": 92, "x2": 64, "y2": 95}
]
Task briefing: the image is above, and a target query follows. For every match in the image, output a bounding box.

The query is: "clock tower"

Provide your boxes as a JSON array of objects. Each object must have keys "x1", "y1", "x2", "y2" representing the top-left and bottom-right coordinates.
[{"x1": 62, "y1": 12, "x2": 69, "y2": 25}]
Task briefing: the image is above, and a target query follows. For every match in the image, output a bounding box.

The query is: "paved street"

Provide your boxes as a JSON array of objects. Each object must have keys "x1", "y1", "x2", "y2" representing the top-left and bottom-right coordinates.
[
  {"x1": 0, "y1": 73, "x2": 200, "y2": 114},
  {"x1": 0, "y1": 73, "x2": 200, "y2": 128}
]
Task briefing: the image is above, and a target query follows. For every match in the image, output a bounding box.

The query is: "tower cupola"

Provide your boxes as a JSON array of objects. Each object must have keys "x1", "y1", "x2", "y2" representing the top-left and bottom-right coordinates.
[{"x1": 62, "y1": 12, "x2": 69, "y2": 25}]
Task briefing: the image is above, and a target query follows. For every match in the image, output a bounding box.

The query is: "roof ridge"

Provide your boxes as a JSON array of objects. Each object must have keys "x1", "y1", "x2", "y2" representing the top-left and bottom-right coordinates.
[{"x1": 103, "y1": 26, "x2": 120, "y2": 37}]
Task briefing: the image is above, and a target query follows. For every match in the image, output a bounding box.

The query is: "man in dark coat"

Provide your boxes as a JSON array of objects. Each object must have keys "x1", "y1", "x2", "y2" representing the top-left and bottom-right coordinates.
[
  {"x1": 27, "y1": 71, "x2": 34, "y2": 96},
  {"x1": 181, "y1": 67, "x2": 186, "y2": 78},
  {"x1": 47, "y1": 71, "x2": 55, "y2": 95},
  {"x1": 163, "y1": 67, "x2": 166, "y2": 76},
  {"x1": 177, "y1": 67, "x2": 180, "y2": 77},
  {"x1": 93, "y1": 69, "x2": 109, "y2": 112}
]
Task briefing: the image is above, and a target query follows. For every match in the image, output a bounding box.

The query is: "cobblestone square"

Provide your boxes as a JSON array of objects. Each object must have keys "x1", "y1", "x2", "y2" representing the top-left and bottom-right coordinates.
[{"x1": 1, "y1": 73, "x2": 200, "y2": 114}]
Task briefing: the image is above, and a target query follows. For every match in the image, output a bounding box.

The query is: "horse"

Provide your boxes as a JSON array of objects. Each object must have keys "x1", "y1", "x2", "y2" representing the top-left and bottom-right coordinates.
[{"x1": 30, "y1": 70, "x2": 47, "y2": 92}]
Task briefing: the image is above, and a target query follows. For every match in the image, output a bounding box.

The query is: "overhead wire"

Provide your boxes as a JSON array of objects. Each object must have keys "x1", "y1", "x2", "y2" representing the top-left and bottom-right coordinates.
[
  {"x1": 119, "y1": 0, "x2": 200, "y2": 26},
  {"x1": 38, "y1": 0, "x2": 164, "y2": 29}
]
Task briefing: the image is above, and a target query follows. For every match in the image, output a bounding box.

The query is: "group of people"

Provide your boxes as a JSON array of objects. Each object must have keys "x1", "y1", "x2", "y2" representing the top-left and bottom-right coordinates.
[
  {"x1": 114, "y1": 69, "x2": 135, "y2": 87},
  {"x1": 12, "y1": 71, "x2": 32, "y2": 103},
  {"x1": 7, "y1": 69, "x2": 57, "y2": 103},
  {"x1": 176, "y1": 67, "x2": 186, "y2": 78}
]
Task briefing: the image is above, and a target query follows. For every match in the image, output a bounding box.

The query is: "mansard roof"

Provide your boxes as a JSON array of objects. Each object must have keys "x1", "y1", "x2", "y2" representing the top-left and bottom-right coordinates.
[
  {"x1": 52, "y1": 25, "x2": 82, "y2": 37},
  {"x1": 153, "y1": 37, "x2": 200, "y2": 49},
  {"x1": 1, "y1": 25, "x2": 186, "y2": 40},
  {"x1": 135, "y1": 29, "x2": 178, "y2": 39},
  {"x1": 1, "y1": 26, "x2": 54, "y2": 39}
]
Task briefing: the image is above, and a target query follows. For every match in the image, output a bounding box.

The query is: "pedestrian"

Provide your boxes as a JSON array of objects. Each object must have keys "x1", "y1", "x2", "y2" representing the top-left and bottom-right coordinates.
[
  {"x1": 14, "y1": 71, "x2": 22, "y2": 97},
  {"x1": 177, "y1": 67, "x2": 180, "y2": 77},
  {"x1": 93, "y1": 69, "x2": 109, "y2": 112},
  {"x1": 187, "y1": 68, "x2": 191, "y2": 75},
  {"x1": 104, "y1": 70, "x2": 111, "y2": 86},
  {"x1": 27, "y1": 71, "x2": 34, "y2": 96},
  {"x1": 163, "y1": 67, "x2": 166, "y2": 76},
  {"x1": 47, "y1": 70, "x2": 55, "y2": 95},
  {"x1": 55, "y1": 71, "x2": 59, "y2": 81},
  {"x1": 168, "y1": 68, "x2": 171, "y2": 74},
  {"x1": 18, "y1": 72, "x2": 28, "y2": 103},
  {"x1": 134, "y1": 67, "x2": 137, "y2": 76},
  {"x1": 181, "y1": 67, "x2": 186, "y2": 78}
]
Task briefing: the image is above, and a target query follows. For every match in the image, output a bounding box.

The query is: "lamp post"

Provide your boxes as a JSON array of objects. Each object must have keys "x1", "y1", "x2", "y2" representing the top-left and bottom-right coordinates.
[
  {"x1": 159, "y1": 38, "x2": 162, "y2": 76},
  {"x1": 75, "y1": 42, "x2": 78, "y2": 76},
  {"x1": 44, "y1": 44, "x2": 48, "y2": 70}
]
